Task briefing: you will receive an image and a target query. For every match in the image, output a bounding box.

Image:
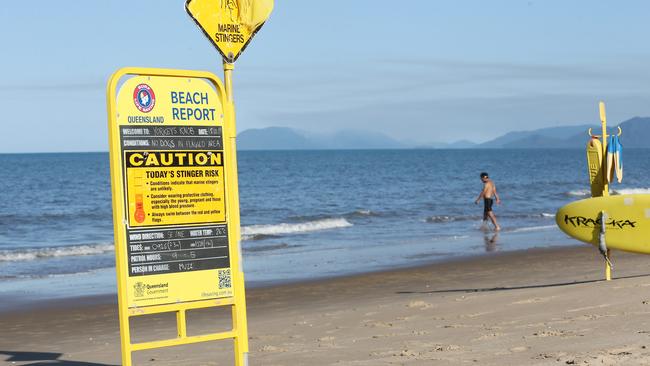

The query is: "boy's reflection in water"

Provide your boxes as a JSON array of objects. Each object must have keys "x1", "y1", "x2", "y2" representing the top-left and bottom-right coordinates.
[{"x1": 484, "y1": 233, "x2": 499, "y2": 252}]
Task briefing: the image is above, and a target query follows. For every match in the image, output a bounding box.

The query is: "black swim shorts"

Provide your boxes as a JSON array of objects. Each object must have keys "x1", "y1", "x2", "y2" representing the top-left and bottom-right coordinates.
[{"x1": 483, "y1": 198, "x2": 494, "y2": 220}]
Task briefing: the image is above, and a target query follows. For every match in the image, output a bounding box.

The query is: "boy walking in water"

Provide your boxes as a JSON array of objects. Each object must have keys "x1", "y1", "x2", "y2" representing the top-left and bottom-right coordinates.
[{"x1": 475, "y1": 172, "x2": 501, "y2": 231}]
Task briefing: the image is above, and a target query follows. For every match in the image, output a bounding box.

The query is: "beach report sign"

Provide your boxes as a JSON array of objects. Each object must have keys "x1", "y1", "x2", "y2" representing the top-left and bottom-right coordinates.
[
  {"x1": 108, "y1": 69, "x2": 236, "y2": 308},
  {"x1": 108, "y1": 68, "x2": 249, "y2": 366},
  {"x1": 108, "y1": 68, "x2": 251, "y2": 366}
]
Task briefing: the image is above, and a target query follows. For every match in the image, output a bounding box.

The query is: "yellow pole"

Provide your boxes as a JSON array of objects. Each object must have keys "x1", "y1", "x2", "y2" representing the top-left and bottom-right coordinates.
[
  {"x1": 224, "y1": 63, "x2": 235, "y2": 107},
  {"x1": 605, "y1": 249, "x2": 612, "y2": 280},
  {"x1": 599, "y1": 101, "x2": 612, "y2": 281},
  {"x1": 599, "y1": 101, "x2": 609, "y2": 197},
  {"x1": 222, "y1": 61, "x2": 250, "y2": 366}
]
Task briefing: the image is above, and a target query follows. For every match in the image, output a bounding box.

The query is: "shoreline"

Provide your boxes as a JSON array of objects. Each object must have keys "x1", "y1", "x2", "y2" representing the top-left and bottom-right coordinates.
[
  {"x1": 1, "y1": 243, "x2": 579, "y2": 315},
  {"x1": 5, "y1": 244, "x2": 650, "y2": 365}
]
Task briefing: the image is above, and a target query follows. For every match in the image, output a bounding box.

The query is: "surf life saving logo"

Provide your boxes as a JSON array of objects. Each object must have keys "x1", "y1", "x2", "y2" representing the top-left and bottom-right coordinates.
[{"x1": 133, "y1": 84, "x2": 156, "y2": 113}]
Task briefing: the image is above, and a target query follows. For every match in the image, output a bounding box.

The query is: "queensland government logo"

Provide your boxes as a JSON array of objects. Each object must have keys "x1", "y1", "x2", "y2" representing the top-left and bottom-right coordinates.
[
  {"x1": 133, "y1": 282, "x2": 146, "y2": 297},
  {"x1": 133, "y1": 83, "x2": 156, "y2": 113}
]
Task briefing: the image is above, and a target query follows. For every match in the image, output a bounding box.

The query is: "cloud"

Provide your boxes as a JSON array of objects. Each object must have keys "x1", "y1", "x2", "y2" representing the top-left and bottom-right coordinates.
[
  {"x1": 235, "y1": 57, "x2": 650, "y2": 136},
  {"x1": 237, "y1": 57, "x2": 650, "y2": 111}
]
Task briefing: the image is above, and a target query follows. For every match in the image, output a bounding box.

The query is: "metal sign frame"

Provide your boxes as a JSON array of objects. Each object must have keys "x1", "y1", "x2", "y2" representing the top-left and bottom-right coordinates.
[{"x1": 106, "y1": 67, "x2": 248, "y2": 366}]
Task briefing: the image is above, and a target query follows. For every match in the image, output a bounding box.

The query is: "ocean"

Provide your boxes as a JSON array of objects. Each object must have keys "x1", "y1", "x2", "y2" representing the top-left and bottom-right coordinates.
[{"x1": 1, "y1": 149, "x2": 649, "y2": 304}]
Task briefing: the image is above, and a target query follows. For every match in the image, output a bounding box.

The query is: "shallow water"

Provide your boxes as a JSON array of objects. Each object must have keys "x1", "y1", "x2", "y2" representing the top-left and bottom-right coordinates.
[{"x1": 1, "y1": 149, "x2": 649, "y2": 299}]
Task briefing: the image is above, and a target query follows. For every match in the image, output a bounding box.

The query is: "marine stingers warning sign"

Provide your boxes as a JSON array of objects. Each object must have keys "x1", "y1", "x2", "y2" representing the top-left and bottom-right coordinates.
[
  {"x1": 185, "y1": 0, "x2": 274, "y2": 63},
  {"x1": 108, "y1": 69, "x2": 235, "y2": 308}
]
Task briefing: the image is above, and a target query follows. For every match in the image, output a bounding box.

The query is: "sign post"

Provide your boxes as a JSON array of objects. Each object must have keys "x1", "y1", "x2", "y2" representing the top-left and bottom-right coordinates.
[
  {"x1": 184, "y1": 1, "x2": 274, "y2": 360},
  {"x1": 107, "y1": 68, "x2": 248, "y2": 365}
]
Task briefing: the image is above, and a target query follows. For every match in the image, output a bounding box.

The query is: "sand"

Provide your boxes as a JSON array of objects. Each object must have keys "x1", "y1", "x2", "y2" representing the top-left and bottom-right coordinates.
[{"x1": 3, "y1": 245, "x2": 650, "y2": 365}]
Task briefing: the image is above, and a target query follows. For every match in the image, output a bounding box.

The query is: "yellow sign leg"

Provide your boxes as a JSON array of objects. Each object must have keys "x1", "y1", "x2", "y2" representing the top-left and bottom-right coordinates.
[
  {"x1": 118, "y1": 303, "x2": 133, "y2": 366},
  {"x1": 223, "y1": 61, "x2": 250, "y2": 366}
]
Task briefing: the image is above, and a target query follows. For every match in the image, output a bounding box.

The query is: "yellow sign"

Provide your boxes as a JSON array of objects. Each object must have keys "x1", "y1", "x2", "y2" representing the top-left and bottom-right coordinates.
[
  {"x1": 186, "y1": 0, "x2": 274, "y2": 62},
  {"x1": 112, "y1": 70, "x2": 233, "y2": 307},
  {"x1": 107, "y1": 68, "x2": 248, "y2": 366}
]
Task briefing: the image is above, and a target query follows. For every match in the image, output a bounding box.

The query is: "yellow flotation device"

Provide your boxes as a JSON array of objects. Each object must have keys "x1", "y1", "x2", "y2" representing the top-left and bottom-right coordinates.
[{"x1": 586, "y1": 136, "x2": 604, "y2": 197}]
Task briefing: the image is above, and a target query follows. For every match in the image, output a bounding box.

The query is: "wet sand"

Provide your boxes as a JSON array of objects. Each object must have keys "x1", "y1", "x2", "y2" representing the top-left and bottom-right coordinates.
[{"x1": 3, "y1": 245, "x2": 650, "y2": 365}]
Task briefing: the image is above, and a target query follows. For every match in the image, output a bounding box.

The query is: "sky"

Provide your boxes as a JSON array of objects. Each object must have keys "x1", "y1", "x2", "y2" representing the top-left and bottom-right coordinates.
[{"x1": 2, "y1": 0, "x2": 650, "y2": 152}]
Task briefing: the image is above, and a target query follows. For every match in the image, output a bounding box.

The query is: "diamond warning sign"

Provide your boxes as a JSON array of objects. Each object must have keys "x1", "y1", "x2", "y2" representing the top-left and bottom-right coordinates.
[{"x1": 185, "y1": 0, "x2": 274, "y2": 63}]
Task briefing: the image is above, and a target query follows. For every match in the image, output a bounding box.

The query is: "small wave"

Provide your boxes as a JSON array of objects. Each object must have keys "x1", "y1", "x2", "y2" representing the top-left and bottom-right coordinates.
[
  {"x1": 504, "y1": 213, "x2": 555, "y2": 220},
  {"x1": 243, "y1": 234, "x2": 280, "y2": 241},
  {"x1": 425, "y1": 215, "x2": 478, "y2": 223},
  {"x1": 612, "y1": 188, "x2": 650, "y2": 195},
  {"x1": 404, "y1": 252, "x2": 455, "y2": 260},
  {"x1": 566, "y1": 189, "x2": 590, "y2": 197},
  {"x1": 443, "y1": 235, "x2": 470, "y2": 240},
  {"x1": 0, "y1": 243, "x2": 114, "y2": 262},
  {"x1": 244, "y1": 243, "x2": 302, "y2": 253},
  {"x1": 509, "y1": 225, "x2": 557, "y2": 233},
  {"x1": 426, "y1": 215, "x2": 455, "y2": 223},
  {"x1": 427, "y1": 213, "x2": 555, "y2": 224},
  {"x1": 241, "y1": 218, "x2": 352, "y2": 240},
  {"x1": 347, "y1": 209, "x2": 379, "y2": 217}
]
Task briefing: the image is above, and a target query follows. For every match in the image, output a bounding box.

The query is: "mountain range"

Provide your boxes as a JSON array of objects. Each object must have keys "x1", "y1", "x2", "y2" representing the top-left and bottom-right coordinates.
[{"x1": 237, "y1": 117, "x2": 650, "y2": 150}]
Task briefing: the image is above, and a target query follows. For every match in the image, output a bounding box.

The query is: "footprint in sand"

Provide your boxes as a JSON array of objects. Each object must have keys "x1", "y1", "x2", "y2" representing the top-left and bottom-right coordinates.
[
  {"x1": 368, "y1": 349, "x2": 405, "y2": 358},
  {"x1": 531, "y1": 329, "x2": 581, "y2": 338},
  {"x1": 534, "y1": 351, "x2": 570, "y2": 362},
  {"x1": 259, "y1": 345, "x2": 287, "y2": 353},
  {"x1": 395, "y1": 316, "x2": 413, "y2": 321},
  {"x1": 408, "y1": 340, "x2": 461, "y2": 352},
  {"x1": 371, "y1": 333, "x2": 400, "y2": 339},
  {"x1": 317, "y1": 336, "x2": 337, "y2": 348},
  {"x1": 509, "y1": 296, "x2": 555, "y2": 305},
  {"x1": 509, "y1": 346, "x2": 529, "y2": 353},
  {"x1": 567, "y1": 304, "x2": 611, "y2": 312},
  {"x1": 454, "y1": 295, "x2": 474, "y2": 302},
  {"x1": 411, "y1": 330, "x2": 429, "y2": 335},
  {"x1": 606, "y1": 346, "x2": 635, "y2": 356},
  {"x1": 438, "y1": 323, "x2": 470, "y2": 329},
  {"x1": 400, "y1": 345, "x2": 462, "y2": 360},
  {"x1": 406, "y1": 300, "x2": 433, "y2": 309},
  {"x1": 459, "y1": 311, "x2": 491, "y2": 319},
  {"x1": 474, "y1": 332, "x2": 504, "y2": 341},
  {"x1": 363, "y1": 320, "x2": 395, "y2": 328},
  {"x1": 573, "y1": 313, "x2": 615, "y2": 321},
  {"x1": 293, "y1": 320, "x2": 313, "y2": 327},
  {"x1": 429, "y1": 344, "x2": 461, "y2": 352},
  {"x1": 390, "y1": 349, "x2": 421, "y2": 358},
  {"x1": 324, "y1": 310, "x2": 347, "y2": 317}
]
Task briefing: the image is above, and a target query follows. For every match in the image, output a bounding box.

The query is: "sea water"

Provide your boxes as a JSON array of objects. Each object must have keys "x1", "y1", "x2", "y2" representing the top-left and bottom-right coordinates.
[{"x1": 1, "y1": 149, "x2": 649, "y2": 303}]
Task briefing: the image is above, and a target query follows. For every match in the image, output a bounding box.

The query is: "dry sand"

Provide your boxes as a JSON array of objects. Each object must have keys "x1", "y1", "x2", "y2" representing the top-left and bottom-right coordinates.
[{"x1": 3, "y1": 245, "x2": 650, "y2": 365}]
